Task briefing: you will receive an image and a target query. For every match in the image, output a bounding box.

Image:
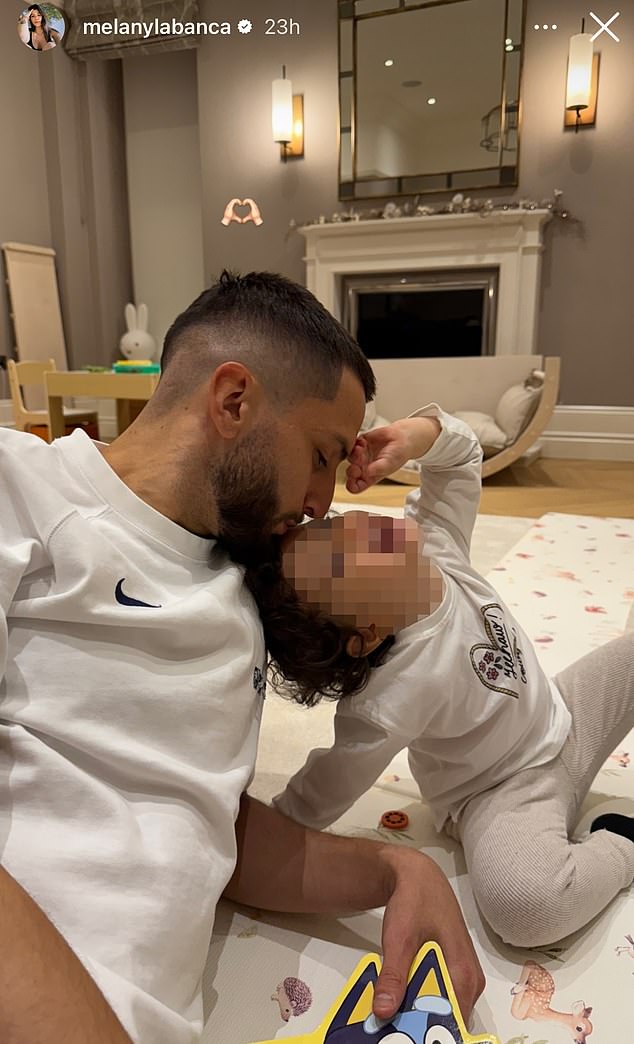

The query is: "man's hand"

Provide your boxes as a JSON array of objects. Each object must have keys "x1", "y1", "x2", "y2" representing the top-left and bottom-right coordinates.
[
  {"x1": 224, "y1": 797, "x2": 484, "y2": 1023},
  {"x1": 346, "y1": 417, "x2": 441, "y2": 493},
  {"x1": 373, "y1": 845, "x2": 484, "y2": 1021}
]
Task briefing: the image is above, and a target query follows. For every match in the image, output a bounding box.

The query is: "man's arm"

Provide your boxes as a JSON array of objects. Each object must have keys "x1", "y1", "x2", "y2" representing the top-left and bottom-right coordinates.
[
  {"x1": 224, "y1": 795, "x2": 484, "y2": 1022},
  {"x1": 0, "y1": 865, "x2": 133, "y2": 1044}
]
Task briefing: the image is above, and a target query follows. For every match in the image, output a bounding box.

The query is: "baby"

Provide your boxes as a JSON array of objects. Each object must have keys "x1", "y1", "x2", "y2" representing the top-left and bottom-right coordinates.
[{"x1": 257, "y1": 404, "x2": 634, "y2": 949}]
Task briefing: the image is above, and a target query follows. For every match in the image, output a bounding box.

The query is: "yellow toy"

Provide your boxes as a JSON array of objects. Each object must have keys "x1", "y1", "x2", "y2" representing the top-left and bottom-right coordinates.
[{"x1": 249, "y1": 941, "x2": 499, "y2": 1044}]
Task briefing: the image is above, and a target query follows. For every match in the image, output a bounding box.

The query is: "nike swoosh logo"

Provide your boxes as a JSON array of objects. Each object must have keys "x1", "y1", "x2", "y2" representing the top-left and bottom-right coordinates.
[{"x1": 115, "y1": 579, "x2": 162, "y2": 608}]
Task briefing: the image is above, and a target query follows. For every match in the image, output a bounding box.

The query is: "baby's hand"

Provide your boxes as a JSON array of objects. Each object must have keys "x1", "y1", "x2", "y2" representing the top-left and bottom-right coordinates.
[
  {"x1": 346, "y1": 417, "x2": 442, "y2": 492},
  {"x1": 345, "y1": 423, "x2": 413, "y2": 493}
]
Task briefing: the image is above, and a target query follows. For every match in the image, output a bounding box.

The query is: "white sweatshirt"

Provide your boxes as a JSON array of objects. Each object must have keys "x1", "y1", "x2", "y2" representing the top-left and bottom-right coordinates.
[
  {"x1": 0, "y1": 428, "x2": 266, "y2": 1043},
  {"x1": 275, "y1": 405, "x2": 572, "y2": 833}
]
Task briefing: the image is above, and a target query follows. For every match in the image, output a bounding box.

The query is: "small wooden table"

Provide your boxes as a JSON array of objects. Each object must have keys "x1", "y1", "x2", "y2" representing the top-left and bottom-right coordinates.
[{"x1": 45, "y1": 370, "x2": 159, "y2": 440}]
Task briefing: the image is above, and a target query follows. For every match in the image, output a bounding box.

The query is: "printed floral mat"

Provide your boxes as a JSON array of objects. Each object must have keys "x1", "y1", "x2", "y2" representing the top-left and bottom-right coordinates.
[{"x1": 202, "y1": 514, "x2": 634, "y2": 1044}]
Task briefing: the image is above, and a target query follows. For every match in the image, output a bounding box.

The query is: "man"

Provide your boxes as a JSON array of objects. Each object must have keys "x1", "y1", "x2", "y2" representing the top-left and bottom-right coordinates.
[{"x1": 0, "y1": 271, "x2": 483, "y2": 1044}]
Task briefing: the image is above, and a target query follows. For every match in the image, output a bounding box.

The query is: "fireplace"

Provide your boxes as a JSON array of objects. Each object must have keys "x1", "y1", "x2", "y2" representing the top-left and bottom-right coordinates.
[
  {"x1": 342, "y1": 268, "x2": 498, "y2": 359},
  {"x1": 300, "y1": 209, "x2": 552, "y2": 358}
]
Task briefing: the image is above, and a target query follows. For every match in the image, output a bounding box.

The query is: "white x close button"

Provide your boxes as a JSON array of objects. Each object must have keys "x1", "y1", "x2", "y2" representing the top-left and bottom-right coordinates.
[{"x1": 589, "y1": 10, "x2": 621, "y2": 42}]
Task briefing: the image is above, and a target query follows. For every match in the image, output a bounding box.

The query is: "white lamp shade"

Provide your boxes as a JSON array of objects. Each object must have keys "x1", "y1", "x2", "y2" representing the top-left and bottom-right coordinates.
[
  {"x1": 566, "y1": 33, "x2": 593, "y2": 110},
  {"x1": 272, "y1": 77, "x2": 293, "y2": 143}
]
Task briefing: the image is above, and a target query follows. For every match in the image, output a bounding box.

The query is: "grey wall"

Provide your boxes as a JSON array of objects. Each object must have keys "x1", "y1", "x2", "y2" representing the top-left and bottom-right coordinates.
[
  {"x1": 83, "y1": 59, "x2": 134, "y2": 364},
  {"x1": 0, "y1": 30, "x2": 132, "y2": 375},
  {"x1": 196, "y1": 0, "x2": 634, "y2": 407},
  {"x1": 123, "y1": 50, "x2": 204, "y2": 354},
  {"x1": 38, "y1": 53, "x2": 132, "y2": 368},
  {"x1": 196, "y1": 0, "x2": 340, "y2": 283},
  {"x1": 0, "y1": 25, "x2": 52, "y2": 378},
  {"x1": 519, "y1": 1, "x2": 634, "y2": 406}
]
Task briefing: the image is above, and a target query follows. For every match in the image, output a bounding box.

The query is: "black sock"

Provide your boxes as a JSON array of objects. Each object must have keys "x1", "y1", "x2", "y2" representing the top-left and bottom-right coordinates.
[{"x1": 590, "y1": 813, "x2": 634, "y2": 842}]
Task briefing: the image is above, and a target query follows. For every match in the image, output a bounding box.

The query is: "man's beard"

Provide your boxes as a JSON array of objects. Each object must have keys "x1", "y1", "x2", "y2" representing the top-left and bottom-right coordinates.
[{"x1": 212, "y1": 427, "x2": 281, "y2": 567}]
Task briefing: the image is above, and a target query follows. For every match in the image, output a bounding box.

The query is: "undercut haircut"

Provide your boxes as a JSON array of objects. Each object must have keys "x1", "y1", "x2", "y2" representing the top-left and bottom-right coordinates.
[{"x1": 154, "y1": 270, "x2": 375, "y2": 411}]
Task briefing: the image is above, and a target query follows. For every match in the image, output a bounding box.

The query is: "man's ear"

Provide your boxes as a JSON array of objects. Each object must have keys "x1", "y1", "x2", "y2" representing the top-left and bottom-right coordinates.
[
  {"x1": 345, "y1": 624, "x2": 383, "y2": 658},
  {"x1": 208, "y1": 362, "x2": 262, "y2": 439}
]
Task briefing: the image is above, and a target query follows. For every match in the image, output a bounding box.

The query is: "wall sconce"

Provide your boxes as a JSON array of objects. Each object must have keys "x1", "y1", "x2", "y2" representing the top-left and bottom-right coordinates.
[
  {"x1": 272, "y1": 65, "x2": 304, "y2": 160},
  {"x1": 565, "y1": 18, "x2": 599, "y2": 131}
]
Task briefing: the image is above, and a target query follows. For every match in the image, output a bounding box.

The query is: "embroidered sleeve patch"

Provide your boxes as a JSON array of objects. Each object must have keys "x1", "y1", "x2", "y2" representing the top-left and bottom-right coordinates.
[{"x1": 469, "y1": 603, "x2": 528, "y2": 699}]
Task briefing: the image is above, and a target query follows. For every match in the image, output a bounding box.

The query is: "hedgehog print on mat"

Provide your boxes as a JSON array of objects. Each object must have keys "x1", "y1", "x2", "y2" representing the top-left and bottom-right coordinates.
[{"x1": 272, "y1": 977, "x2": 313, "y2": 1022}]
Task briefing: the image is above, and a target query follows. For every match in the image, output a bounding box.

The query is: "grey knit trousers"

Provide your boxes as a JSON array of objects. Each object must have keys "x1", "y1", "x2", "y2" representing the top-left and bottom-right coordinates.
[{"x1": 455, "y1": 632, "x2": 634, "y2": 948}]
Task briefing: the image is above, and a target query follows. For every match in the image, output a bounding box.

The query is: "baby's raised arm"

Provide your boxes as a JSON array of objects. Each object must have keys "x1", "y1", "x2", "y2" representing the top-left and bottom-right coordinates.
[
  {"x1": 347, "y1": 405, "x2": 483, "y2": 563},
  {"x1": 403, "y1": 406, "x2": 483, "y2": 561},
  {"x1": 346, "y1": 415, "x2": 441, "y2": 493}
]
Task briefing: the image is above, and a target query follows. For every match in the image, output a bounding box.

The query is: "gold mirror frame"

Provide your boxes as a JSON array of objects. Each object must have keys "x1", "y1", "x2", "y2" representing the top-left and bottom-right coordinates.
[{"x1": 338, "y1": 0, "x2": 526, "y2": 201}]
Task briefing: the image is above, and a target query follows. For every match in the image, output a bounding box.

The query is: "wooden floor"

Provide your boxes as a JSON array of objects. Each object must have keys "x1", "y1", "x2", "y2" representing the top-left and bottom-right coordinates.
[{"x1": 335, "y1": 458, "x2": 634, "y2": 519}]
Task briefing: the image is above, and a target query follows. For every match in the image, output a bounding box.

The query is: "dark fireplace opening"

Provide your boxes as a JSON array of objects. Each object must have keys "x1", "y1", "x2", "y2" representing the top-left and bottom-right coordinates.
[
  {"x1": 342, "y1": 269, "x2": 498, "y2": 360},
  {"x1": 357, "y1": 288, "x2": 484, "y2": 359}
]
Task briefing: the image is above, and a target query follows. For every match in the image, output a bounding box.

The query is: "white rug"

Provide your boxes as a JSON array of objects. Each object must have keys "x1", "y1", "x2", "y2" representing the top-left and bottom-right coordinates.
[{"x1": 202, "y1": 513, "x2": 634, "y2": 1044}]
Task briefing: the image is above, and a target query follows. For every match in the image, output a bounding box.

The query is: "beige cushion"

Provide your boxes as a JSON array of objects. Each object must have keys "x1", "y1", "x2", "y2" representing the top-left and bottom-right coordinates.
[
  {"x1": 454, "y1": 410, "x2": 508, "y2": 458},
  {"x1": 495, "y1": 382, "x2": 541, "y2": 443}
]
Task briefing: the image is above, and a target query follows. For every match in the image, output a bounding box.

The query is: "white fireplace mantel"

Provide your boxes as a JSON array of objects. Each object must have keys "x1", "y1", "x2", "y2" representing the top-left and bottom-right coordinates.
[{"x1": 300, "y1": 209, "x2": 552, "y2": 357}]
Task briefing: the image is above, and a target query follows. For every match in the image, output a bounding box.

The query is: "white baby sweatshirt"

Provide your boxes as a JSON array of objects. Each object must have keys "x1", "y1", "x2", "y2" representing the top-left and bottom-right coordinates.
[
  {"x1": 0, "y1": 427, "x2": 266, "y2": 1043},
  {"x1": 275, "y1": 405, "x2": 572, "y2": 833}
]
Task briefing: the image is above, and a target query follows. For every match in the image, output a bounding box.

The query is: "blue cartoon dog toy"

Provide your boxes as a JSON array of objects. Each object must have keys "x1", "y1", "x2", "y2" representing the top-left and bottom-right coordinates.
[{"x1": 250, "y1": 942, "x2": 499, "y2": 1044}]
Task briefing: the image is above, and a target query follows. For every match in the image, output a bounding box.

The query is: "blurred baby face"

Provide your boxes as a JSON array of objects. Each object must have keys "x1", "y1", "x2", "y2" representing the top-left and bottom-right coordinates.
[{"x1": 281, "y1": 510, "x2": 435, "y2": 635}]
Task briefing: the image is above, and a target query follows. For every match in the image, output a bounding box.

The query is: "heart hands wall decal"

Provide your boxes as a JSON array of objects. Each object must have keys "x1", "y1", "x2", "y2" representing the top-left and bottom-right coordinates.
[{"x1": 221, "y1": 198, "x2": 264, "y2": 226}]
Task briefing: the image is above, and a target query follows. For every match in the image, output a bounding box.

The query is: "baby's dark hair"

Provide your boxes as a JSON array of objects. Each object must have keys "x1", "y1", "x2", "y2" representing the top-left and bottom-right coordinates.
[{"x1": 243, "y1": 545, "x2": 395, "y2": 707}]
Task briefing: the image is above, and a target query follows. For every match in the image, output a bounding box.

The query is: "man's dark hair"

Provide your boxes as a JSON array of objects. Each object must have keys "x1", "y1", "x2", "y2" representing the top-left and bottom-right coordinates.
[
  {"x1": 244, "y1": 548, "x2": 395, "y2": 707},
  {"x1": 156, "y1": 270, "x2": 375, "y2": 409}
]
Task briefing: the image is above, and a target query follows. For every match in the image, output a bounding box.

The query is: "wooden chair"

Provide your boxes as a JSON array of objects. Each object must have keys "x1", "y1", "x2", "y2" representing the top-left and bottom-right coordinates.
[{"x1": 8, "y1": 358, "x2": 98, "y2": 441}]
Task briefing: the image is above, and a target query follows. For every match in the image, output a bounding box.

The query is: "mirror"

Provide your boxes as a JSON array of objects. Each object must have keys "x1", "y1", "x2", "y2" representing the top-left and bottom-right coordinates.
[{"x1": 338, "y1": 0, "x2": 525, "y2": 200}]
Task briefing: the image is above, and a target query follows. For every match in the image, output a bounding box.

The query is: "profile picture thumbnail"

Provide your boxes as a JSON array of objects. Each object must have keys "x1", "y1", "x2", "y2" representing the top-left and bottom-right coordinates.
[{"x1": 17, "y1": 4, "x2": 65, "y2": 52}]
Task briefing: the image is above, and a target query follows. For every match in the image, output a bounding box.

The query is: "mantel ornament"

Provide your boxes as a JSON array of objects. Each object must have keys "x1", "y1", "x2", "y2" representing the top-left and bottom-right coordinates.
[{"x1": 290, "y1": 189, "x2": 573, "y2": 231}]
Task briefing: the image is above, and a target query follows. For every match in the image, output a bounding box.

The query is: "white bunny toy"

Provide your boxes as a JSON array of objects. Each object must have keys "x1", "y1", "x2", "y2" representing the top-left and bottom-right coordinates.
[{"x1": 119, "y1": 303, "x2": 157, "y2": 360}]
